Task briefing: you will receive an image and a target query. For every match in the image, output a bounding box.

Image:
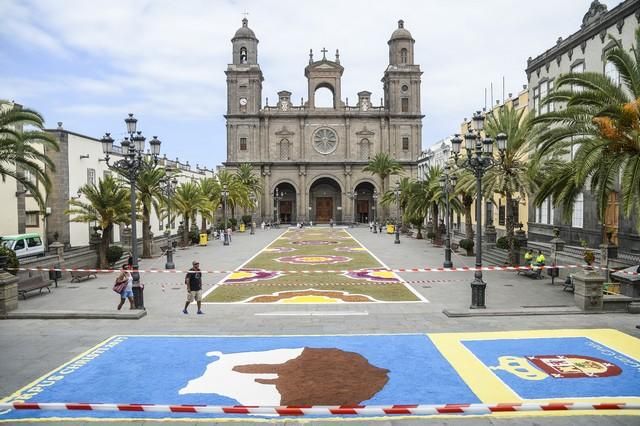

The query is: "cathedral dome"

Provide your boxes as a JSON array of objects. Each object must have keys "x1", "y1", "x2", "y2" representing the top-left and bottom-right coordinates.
[
  {"x1": 389, "y1": 20, "x2": 413, "y2": 41},
  {"x1": 233, "y1": 18, "x2": 256, "y2": 39}
]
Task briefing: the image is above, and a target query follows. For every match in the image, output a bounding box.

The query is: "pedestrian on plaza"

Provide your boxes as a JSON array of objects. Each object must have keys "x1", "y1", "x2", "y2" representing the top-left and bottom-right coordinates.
[
  {"x1": 183, "y1": 260, "x2": 203, "y2": 315},
  {"x1": 378, "y1": 223, "x2": 383, "y2": 234},
  {"x1": 115, "y1": 264, "x2": 134, "y2": 310},
  {"x1": 329, "y1": 218, "x2": 334, "y2": 230},
  {"x1": 261, "y1": 221, "x2": 265, "y2": 230},
  {"x1": 226, "y1": 227, "x2": 232, "y2": 243}
]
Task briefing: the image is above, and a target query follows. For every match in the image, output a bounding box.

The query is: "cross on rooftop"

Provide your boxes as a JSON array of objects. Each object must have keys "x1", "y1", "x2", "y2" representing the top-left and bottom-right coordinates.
[
  {"x1": 321, "y1": 47, "x2": 328, "y2": 60},
  {"x1": 241, "y1": 11, "x2": 249, "y2": 18}
]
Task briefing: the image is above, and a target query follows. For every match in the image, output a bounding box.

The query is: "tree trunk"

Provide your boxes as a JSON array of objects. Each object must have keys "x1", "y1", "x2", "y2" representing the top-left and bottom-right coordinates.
[
  {"x1": 380, "y1": 177, "x2": 387, "y2": 221},
  {"x1": 201, "y1": 216, "x2": 207, "y2": 232},
  {"x1": 98, "y1": 226, "x2": 110, "y2": 269},
  {"x1": 432, "y1": 203, "x2": 440, "y2": 244},
  {"x1": 506, "y1": 193, "x2": 516, "y2": 265},
  {"x1": 142, "y1": 205, "x2": 151, "y2": 258},
  {"x1": 464, "y1": 195, "x2": 474, "y2": 240},
  {"x1": 416, "y1": 224, "x2": 423, "y2": 239},
  {"x1": 183, "y1": 215, "x2": 190, "y2": 245}
]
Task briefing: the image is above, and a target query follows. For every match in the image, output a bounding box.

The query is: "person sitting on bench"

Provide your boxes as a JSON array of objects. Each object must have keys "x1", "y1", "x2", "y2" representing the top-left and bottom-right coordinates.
[
  {"x1": 532, "y1": 250, "x2": 546, "y2": 272},
  {"x1": 524, "y1": 250, "x2": 533, "y2": 266}
]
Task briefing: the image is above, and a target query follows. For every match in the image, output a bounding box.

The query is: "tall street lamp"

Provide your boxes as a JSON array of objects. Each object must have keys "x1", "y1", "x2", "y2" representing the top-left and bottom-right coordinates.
[
  {"x1": 101, "y1": 113, "x2": 162, "y2": 310},
  {"x1": 372, "y1": 190, "x2": 378, "y2": 233},
  {"x1": 249, "y1": 193, "x2": 256, "y2": 235},
  {"x1": 439, "y1": 165, "x2": 457, "y2": 268},
  {"x1": 450, "y1": 111, "x2": 507, "y2": 309},
  {"x1": 393, "y1": 182, "x2": 401, "y2": 244},
  {"x1": 221, "y1": 184, "x2": 230, "y2": 246},
  {"x1": 274, "y1": 189, "x2": 283, "y2": 225},
  {"x1": 161, "y1": 173, "x2": 178, "y2": 269}
]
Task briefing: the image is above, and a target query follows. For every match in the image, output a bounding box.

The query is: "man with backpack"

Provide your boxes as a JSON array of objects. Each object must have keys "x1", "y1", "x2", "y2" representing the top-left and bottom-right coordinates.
[{"x1": 183, "y1": 260, "x2": 203, "y2": 315}]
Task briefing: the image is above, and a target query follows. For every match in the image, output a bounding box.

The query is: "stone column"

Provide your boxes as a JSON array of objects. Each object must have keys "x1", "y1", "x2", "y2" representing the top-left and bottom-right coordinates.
[
  {"x1": 298, "y1": 165, "x2": 307, "y2": 222},
  {"x1": 0, "y1": 256, "x2": 18, "y2": 315},
  {"x1": 600, "y1": 241, "x2": 618, "y2": 283},
  {"x1": 344, "y1": 164, "x2": 352, "y2": 223},
  {"x1": 484, "y1": 224, "x2": 497, "y2": 244},
  {"x1": 573, "y1": 270, "x2": 604, "y2": 311}
]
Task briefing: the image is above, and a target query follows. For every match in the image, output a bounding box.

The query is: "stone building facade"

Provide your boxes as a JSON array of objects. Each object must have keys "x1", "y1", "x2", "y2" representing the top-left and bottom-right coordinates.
[
  {"x1": 224, "y1": 18, "x2": 423, "y2": 224},
  {"x1": 525, "y1": 0, "x2": 640, "y2": 250}
]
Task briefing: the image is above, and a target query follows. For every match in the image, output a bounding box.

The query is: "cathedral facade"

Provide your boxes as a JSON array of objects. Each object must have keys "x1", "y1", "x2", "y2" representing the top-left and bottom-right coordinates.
[{"x1": 224, "y1": 18, "x2": 423, "y2": 223}]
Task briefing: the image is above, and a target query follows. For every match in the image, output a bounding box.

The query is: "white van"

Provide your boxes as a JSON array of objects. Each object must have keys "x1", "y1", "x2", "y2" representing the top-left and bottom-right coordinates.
[{"x1": 1, "y1": 233, "x2": 45, "y2": 258}]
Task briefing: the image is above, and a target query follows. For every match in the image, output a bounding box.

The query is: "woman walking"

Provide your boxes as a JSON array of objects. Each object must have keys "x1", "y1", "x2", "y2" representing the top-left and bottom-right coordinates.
[{"x1": 116, "y1": 264, "x2": 135, "y2": 310}]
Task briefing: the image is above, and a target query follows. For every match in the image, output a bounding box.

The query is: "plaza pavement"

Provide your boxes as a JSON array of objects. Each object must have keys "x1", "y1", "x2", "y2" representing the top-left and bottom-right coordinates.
[{"x1": 0, "y1": 225, "x2": 639, "y2": 425}]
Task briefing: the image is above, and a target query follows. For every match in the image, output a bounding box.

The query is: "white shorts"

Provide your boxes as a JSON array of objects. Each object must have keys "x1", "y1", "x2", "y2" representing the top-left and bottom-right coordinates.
[{"x1": 187, "y1": 290, "x2": 202, "y2": 302}]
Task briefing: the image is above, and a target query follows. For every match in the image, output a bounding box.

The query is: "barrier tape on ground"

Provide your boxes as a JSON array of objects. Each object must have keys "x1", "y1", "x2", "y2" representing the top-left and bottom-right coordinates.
[
  {"x1": 1, "y1": 401, "x2": 638, "y2": 416},
  {"x1": 8, "y1": 265, "x2": 639, "y2": 275}
]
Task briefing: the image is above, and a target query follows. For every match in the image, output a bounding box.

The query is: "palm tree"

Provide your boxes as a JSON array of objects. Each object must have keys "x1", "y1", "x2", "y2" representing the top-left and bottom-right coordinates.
[
  {"x1": 133, "y1": 163, "x2": 166, "y2": 258},
  {"x1": 217, "y1": 169, "x2": 249, "y2": 222},
  {"x1": 198, "y1": 177, "x2": 221, "y2": 230},
  {"x1": 66, "y1": 175, "x2": 130, "y2": 268},
  {"x1": 484, "y1": 106, "x2": 538, "y2": 264},
  {"x1": 363, "y1": 153, "x2": 403, "y2": 220},
  {"x1": 454, "y1": 169, "x2": 477, "y2": 242},
  {"x1": 235, "y1": 163, "x2": 263, "y2": 214},
  {"x1": 0, "y1": 100, "x2": 58, "y2": 209},
  {"x1": 533, "y1": 27, "x2": 640, "y2": 235},
  {"x1": 173, "y1": 181, "x2": 206, "y2": 244}
]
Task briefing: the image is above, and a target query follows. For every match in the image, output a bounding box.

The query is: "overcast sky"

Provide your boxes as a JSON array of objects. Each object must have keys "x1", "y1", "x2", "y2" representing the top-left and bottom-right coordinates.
[{"x1": 0, "y1": 0, "x2": 624, "y2": 169}]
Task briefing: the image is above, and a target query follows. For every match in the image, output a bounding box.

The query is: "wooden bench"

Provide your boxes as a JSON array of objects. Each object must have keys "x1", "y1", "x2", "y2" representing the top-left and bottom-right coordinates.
[
  {"x1": 518, "y1": 265, "x2": 544, "y2": 279},
  {"x1": 70, "y1": 269, "x2": 97, "y2": 282},
  {"x1": 18, "y1": 276, "x2": 52, "y2": 299}
]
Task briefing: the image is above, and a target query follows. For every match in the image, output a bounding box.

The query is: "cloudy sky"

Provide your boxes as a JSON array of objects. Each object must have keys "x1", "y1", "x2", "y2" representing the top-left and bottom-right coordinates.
[{"x1": 0, "y1": 0, "x2": 623, "y2": 169}]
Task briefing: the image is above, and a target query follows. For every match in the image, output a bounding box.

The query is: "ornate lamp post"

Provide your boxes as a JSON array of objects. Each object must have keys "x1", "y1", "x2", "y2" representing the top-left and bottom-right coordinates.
[
  {"x1": 249, "y1": 193, "x2": 256, "y2": 235},
  {"x1": 101, "y1": 113, "x2": 162, "y2": 310},
  {"x1": 273, "y1": 189, "x2": 283, "y2": 226},
  {"x1": 450, "y1": 111, "x2": 507, "y2": 309},
  {"x1": 439, "y1": 165, "x2": 457, "y2": 268},
  {"x1": 393, "y1": 181, "x2": 401, "y2": 244},
  {"x1": 372, "y1": 190, "x2": 378, "y2": 233},
  {"x1": 221, "y1": 184, "x2": 230, "y2": 246},
  {"x1": 161, "y1": 174, "x2": 178, "y2": 269}
]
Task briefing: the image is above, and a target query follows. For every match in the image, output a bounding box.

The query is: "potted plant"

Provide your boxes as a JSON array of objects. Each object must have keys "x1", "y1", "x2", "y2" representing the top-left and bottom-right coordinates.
[
  {"x1": 581, "y1": 239, "x2": 595, "y2": 270},
  {"x1": 460, "y1": 238, "x2": 474, "y2": 256}
]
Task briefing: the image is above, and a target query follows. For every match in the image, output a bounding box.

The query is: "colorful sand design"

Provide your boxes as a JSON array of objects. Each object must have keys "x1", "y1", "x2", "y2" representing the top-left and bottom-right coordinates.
[{"x1": 204, "y1": 228, "x2": 420, "y2": 303}]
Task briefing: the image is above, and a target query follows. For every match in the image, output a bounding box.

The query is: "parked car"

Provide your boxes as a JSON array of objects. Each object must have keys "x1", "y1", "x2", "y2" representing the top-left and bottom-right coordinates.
[{"x1": 0, "y1": 233, "x2": 45, "y2": 259}]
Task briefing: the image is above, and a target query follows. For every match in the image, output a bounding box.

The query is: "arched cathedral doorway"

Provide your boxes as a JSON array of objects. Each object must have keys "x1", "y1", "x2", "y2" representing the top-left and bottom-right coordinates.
[
  {"x1": 353, "y1": 182, "x2": 376, "y2": 223},
  {"x1": 309, "y1": 177, "x2": 342, "y2": 223},
  {"x1": 273, "y1": 182, "x2": 296, "y2": 224}
]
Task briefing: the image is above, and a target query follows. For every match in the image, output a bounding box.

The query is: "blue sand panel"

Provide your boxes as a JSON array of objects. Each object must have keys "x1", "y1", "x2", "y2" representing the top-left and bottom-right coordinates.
[
  {"x1": 462, "y1": 337, "x2": 640, "y2": 399},
  {"x1": 1, "y1": 334, "x2": 478, "y2": 420}
]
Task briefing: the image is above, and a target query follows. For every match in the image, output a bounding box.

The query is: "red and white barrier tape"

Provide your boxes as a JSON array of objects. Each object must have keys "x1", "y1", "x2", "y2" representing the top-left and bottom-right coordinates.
[
  {"x1": 1, "y1": 401, "x2": 638, "y2": 416},
  {"x1": 8, "y1": 265, "x2": 639, "y2": 275}
]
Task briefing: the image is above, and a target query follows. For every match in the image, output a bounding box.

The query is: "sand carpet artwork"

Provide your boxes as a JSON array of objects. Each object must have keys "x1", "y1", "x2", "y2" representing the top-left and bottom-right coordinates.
[
  {"x1": 203, "y1": 228, "x2": 422, "y2": 303},
  {"x1": 2, "y1": 330, "x2": 638, "y2": 422}
]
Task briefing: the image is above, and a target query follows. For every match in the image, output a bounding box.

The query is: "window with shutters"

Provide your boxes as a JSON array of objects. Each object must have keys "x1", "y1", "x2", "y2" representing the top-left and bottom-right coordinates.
[
  {"x1": 402, "y1": 137, "x2": 409, "y2": 151},
  {"x1": 400, "y1": 48, "x2": 408, "y2": 63},
  {"x1": 359, "y1": 138, "x2": 370, "y2": 160},
  {"x1": 87, "y1": 168, "x2": 96, "y2": 186},
  {"x1": 498, "y1": 199, "x2": 505, "y2": 226},
  {"x1": 279, "y1": 139, "x2": 290, "y2": 160},
  {"x1": 572, "y1": 192, "x2": 584, "y2": 228},
  {"x1": 401, "y1": 98, "x2": 409, "y2": 112},
  {"x1": 240, "y1": 137, "x2": 247, "y2": 151}
]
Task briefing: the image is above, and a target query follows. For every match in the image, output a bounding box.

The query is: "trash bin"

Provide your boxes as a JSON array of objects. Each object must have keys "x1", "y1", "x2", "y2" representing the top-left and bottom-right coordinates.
[
  {"x1": 386, "y1": 224, "x2": 395, "y2": 234},
  {"x1": 199, "y1": 233, "x2": 208, "y2": 246},
  {"x1": 239, "y1": 223, "x2": 246, "y2": 232},
  {"x1": 49, "y1": 264, "x2": 62, "y2": 288}
]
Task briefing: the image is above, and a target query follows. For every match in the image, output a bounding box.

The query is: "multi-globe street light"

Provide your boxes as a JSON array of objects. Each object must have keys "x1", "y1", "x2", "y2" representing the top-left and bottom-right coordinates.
[
  {"x1": 393, "y1": 182, "x2": 401, "y2": 244},
  {"x1": 372, "y1": 190, "x2": 378, "y2": 233},
  {"x1": 450, "y1": 111, "x2": 507, "y2": 309},
  {"x1": 161, "y1": 173, "x2": 179, "y2": 269},
  {"x1": 439, "y1": 165, "x2": 457, "y2": 268},
  {"x1": 101, "y1": 113, "x2": 162, "y2": 310},
  {"x1": 273, "y1": 189, "x2": 283, "y2": 225},
  {"x1": 221, "y1": 184, "x2": 230, "y2": 246}
]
